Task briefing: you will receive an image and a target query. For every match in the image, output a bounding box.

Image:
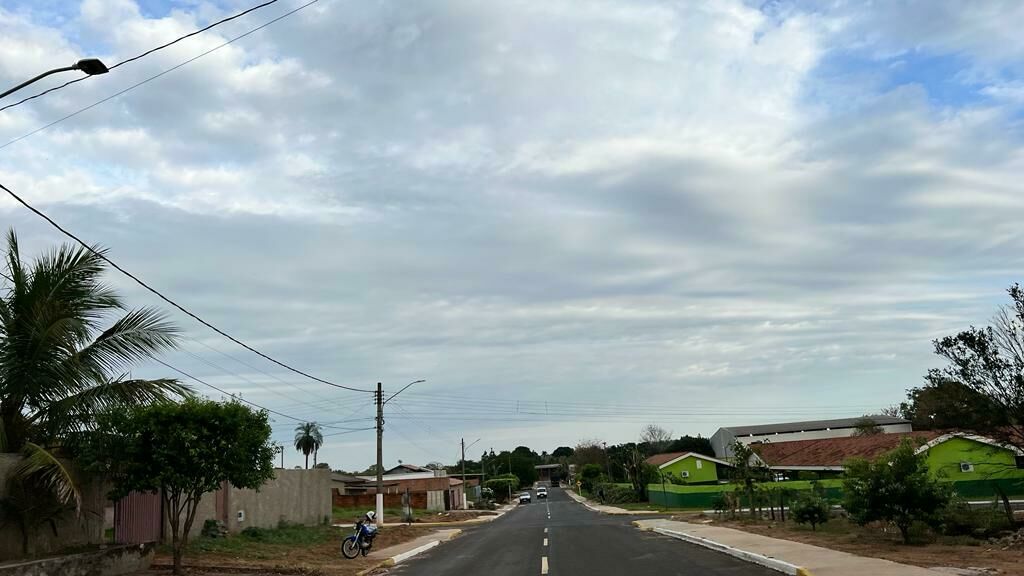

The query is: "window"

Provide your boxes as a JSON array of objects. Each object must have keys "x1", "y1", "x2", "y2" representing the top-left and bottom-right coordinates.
[
  {"x1": 695, "y1": 460, "x2": 703, "y2": 470},
  {"x1": 1016, "y1": 455, "x2": 1024, "y2": 469},
  {"x1": 959, "y1": 462, "x2": 974, "y2": 473}
]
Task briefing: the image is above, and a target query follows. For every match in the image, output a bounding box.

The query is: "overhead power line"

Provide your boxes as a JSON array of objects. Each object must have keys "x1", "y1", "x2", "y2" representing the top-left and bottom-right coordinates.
[
  {"x1": 0, "y1": 180, "x2": 371, "y2": 393},
  {"x1": 0, "y1": 0, "x2": 284, "y2": 113},
  {"x1": 152, "y1": 358, "x2": 366, "y2": 430},
  {"x1": 0, "y1": 0, "x2": 322, "y2": 151}
]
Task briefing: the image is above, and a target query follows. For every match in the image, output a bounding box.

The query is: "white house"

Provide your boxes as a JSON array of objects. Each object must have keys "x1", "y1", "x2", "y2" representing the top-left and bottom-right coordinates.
[{"x1": 710, "y1": 415, "x2": 912, "y2": 458}]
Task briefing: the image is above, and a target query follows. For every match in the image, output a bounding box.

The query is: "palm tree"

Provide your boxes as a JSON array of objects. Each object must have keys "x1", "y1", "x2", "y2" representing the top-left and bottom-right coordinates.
[
  {"x1": 0, "y1": 229, "x2": 188, "y2": 508},
  {"x1": 294, "y1": 422, "x2": 323, "y2": 469}
]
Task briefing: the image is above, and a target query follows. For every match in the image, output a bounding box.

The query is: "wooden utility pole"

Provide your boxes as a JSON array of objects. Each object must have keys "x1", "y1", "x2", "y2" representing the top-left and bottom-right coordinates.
[{"x1": 461, "y1": 438, "x2": 467, "y2": 510}]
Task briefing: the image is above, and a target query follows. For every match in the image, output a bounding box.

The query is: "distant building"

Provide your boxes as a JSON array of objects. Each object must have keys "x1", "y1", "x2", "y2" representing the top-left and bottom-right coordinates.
[
  {"x1": 710, "y1": 415, "x2": 912, "y2": 458},
  {"x1": 535, "y1": 463, "x2": 561, "y2": 485},
  {"x1": 644, "y1": 452, "x2": 732, "y2": 484}
]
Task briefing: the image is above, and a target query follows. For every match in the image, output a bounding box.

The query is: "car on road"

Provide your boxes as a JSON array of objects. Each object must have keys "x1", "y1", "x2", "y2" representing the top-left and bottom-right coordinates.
[
  {"x1": 518, "y1": 492, "x2": 531, "y2": 504},
  {"x1": 536, "y1": 486, "x2": 548, "y2": 499}
]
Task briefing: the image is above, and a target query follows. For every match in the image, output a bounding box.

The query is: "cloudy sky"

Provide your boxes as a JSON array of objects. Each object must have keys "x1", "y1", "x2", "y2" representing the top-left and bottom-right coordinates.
[{"x1": 2, "y1": 0, "x2": 1024, "y2": 471}]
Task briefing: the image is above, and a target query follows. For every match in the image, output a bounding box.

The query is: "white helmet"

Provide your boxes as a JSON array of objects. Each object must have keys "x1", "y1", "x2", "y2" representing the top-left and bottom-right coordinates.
[{"x1": 365, "y1": 511, "x2": 376, "y2": 522}]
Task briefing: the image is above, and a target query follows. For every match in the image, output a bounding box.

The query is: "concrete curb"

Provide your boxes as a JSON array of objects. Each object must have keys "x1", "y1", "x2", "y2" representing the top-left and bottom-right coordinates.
[
  {"x1": 566, "y1": 490, "x2": 659, "y2": 515},
  {"x1": 640, "y1": 524, "x2": 813, "y2": 576},
  {"x1": 355, "y1": 529, "x2": 462, "y2": 576}
]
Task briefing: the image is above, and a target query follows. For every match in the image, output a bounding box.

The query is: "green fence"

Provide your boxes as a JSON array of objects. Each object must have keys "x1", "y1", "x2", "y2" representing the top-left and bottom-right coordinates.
[{"x1": 647, "y1": 477, "x2": 1024, "y2": 510}]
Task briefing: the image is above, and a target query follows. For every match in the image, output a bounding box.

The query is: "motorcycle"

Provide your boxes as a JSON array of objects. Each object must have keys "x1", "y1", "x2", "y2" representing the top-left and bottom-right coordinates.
[{"x1": 341, "y1": 519, "x2": 377, "y2": 559}]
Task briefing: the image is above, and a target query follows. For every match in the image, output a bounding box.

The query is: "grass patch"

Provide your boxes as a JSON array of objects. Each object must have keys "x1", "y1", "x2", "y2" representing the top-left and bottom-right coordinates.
[{"x1": 187, "y1": 523, "x2": 335, "y2": 556}]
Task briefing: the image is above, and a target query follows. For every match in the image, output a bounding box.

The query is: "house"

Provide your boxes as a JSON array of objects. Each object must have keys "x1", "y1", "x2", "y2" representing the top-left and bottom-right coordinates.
[
  {"x1": 710, "y1": 415, "x2": 912, "y2": 458},
  {"x1": 384, "y1": 463, "x2": 434, "y2": 475},
  {"x1": 331, "y1": 473, "x2": 371, "y2": 495},
  {"x1": 339, "y1": 464, "x2": 465, "y2": 511},
  {"x1": 752, "y1": 431, "x2": 1024, "y2": 483},
  {"x1": 645, "y1": 452, "x2": 732, "y2": 484}
]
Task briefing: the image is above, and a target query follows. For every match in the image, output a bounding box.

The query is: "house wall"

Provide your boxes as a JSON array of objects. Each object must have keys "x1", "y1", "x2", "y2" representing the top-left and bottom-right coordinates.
[
  {"x1": 0, "y1": 454, "x2": 107, "y2": 560},
  {"x1": 187, "y1": 468, "x2": 331, "y2": 535},
  {"x1": 659, "y1": 456, "x2": 719, "y2": 484},
  {"x1": 924, "y1": 437, "x2": 1024, "y2": 482}
]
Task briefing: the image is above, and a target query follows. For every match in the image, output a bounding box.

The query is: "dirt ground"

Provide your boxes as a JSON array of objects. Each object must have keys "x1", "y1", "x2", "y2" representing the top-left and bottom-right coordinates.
[
  {"x1": 673, "y1": 513, "x2": 1024, "y2": 575},
  {"x1": 141, "y1": 524, "x2": 435, "y2": 576}
]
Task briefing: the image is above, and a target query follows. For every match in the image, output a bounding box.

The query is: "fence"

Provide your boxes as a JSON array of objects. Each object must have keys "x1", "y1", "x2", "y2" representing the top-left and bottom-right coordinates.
[{"x1": 647, "y1": 477, "x2": 1024, "y2": 509}]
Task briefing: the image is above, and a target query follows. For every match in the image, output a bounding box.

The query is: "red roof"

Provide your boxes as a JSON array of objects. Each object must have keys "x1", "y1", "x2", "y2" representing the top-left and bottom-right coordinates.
[
  {"x1": 645, "y1": 452, "x2": 688, "y2": 466},
  {"x1": 753, "y1": 431, "x2": 943, "y2": 468}
]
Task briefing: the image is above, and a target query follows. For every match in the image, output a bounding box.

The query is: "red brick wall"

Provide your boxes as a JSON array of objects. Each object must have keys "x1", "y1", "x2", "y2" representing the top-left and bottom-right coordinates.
[{"x1": 332, "y1": 490, "x2": 428, "y2": 510}]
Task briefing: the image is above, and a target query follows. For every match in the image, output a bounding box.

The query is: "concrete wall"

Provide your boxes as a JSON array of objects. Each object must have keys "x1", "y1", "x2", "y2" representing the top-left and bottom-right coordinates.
[
  {"x1": 0, "y1": 454, "x2": 106, "y2": 561},
  {"x1": 0, "y1": 544, "x2": 153, "y2": 576},
  {"x1": 189, "y1": 468, "x2": 331, "y2": 533}
]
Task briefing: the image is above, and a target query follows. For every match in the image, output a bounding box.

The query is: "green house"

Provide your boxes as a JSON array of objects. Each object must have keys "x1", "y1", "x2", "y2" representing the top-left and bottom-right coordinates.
[
  {"x1": 645, "y1": 452, "x2": 733, "y2": 485},
  {"x1": 917, "y1": 434, "x2": 1024, "y2": 482}
]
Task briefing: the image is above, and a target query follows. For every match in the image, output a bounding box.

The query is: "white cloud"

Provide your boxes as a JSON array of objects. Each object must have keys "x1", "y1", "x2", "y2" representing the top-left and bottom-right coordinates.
[{"x1": 1, "y1": 0, "x2": 1023, "y2": 469}]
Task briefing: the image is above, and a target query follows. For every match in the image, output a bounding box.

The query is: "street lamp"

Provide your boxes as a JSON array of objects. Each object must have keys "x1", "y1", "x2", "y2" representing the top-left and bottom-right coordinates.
[{"x1": 1, "y1": 58, "x2": 109, "y2": 100}]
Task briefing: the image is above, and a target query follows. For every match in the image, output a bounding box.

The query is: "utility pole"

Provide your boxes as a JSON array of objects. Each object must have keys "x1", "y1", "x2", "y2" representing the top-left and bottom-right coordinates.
[
  {"x1": 461, "y1": 438, "x2": 467, "y2": 510},
  {"x1": 374, "y1": 379, "x2": 424, "y2": 526},
  {"x1": 508, "y1": 451, "x2": 513, "y2": 503},
  {"x1": 375, "y1": 382, "x2": 384, "y2": 525}
]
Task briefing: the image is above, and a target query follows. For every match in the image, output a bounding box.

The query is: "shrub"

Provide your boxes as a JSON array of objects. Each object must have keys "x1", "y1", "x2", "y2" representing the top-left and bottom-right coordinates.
[
  {"x1": 941, "y1": 500, "x2": 1013, "y2": 538},
  {"x1": 843, "y1": 439, "x2": 952, "y2": 544},
  {"x1": 240, "y1": 526, "x2": 268, "y2": 540},
  {"x1": 791, "y1": 492, "x2": 830, "y2": 531},
  {"x1": 595, "y1": 483, "x2": 637, "y2": 504},
  {"x1": 484, "y1": 474, "x2": 520, "y2": 501},
  {"x1": 579, "y1": 464, "x2": 603, "y2": 492}
]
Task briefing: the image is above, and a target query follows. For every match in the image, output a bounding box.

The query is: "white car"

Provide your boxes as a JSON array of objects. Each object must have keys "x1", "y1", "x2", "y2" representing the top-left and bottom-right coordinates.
[
  {"x1": 536, "y1": 486, "x2": 548, "y2": 499},
  {"x1": 518, "y1": 492, "x2": 531, "y2": 504}
]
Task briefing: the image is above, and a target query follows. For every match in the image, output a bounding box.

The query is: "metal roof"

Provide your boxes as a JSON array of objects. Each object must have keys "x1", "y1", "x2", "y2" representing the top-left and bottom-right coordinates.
[{"x1": 723, "y1": 415, "x2": 909, "y2": 437}]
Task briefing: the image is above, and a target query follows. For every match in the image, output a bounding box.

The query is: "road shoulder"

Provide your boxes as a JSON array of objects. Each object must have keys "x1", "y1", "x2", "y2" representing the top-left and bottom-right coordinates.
[
  {"x1": 356, "y1": 529, "x2": 462, "y2": 576},
  {"x1": 634, "y1": 519, "x2": 949, "y2": 576}
]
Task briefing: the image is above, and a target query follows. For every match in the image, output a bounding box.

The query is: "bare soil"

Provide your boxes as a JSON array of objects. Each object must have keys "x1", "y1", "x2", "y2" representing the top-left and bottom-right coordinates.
[
  {"x1": 142, "y1": 524, "x2": 435, "y2": 576},
  {"x1": 673, "y1": 512, "x2": 1024, "y2": 575}
]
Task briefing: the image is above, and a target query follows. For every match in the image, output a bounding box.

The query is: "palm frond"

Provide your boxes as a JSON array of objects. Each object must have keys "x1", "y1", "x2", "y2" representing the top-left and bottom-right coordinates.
[
  {"x1": 31, "y1": 377, "x2": 191, "y2": 439},
  {"x1": 14, "y1": 442, "x2": 82, "y2": 513},
  {"x1": 67, "y1": 307, "x2": 180, "y2": 378}
]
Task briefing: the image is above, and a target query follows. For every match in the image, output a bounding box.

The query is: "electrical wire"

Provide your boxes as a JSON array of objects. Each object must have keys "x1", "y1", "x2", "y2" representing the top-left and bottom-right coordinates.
[
  {"x1": 0, "y1": 0, "x2": 284, "y2": 113},
  {"x1": 0, "y1": 0, "x2": 322, "y2": 151},
  {"x1": 152, "y1": 357, "x2": 364, "y2": 427},
  {"x1": 0, "y1": 180, "x2": 371, "y2": 393}
]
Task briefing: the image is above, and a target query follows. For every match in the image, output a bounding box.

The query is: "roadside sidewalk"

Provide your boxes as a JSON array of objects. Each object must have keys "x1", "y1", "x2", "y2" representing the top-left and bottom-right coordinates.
[
  {"x1": 565, "y1": 489, "x2": 659, "y2": 515},
  {"x1": 409, "y1": 504, "x2": 516, "y2": 527},
  {"x1": 634, "y1": 519, "x2": 947, "y2": 576},
  {"x1": 355, "y1": 528, "x2": 461, "y2": 576}
]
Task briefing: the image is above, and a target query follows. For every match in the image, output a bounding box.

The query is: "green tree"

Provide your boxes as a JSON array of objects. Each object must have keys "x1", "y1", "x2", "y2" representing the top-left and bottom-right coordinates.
[
  {"x1": 790, "y1": 491, "x2": 829, "y2": 531},
  {"x1": 851, "y1": 416, "x2": 883, "y2": 436},
  {"x1": 665, "y1": 435, "x2": 715, "y2": 457},
  {"x1": 930, "y1": 284, "x2": 1024, "y2": 452},
  {"x1": 578, "y1": 463, "x2": 602, "y2": 492},
  {"x1": 729, "y1": 441, "x2": 768, "y2": 518},
  {"x1": 551, "y1": 446, "x2": 574, "y2": 459},
  {"x1": 899, "y1": 377, "x2": 1006, "y2": 432},
  {"x1": 85, "y1": 399, "x2": 275, "y2": 574},
  {"x1": 843, "y1": 439, "x2": 951, "y2": 544},
  {"x1": 293, "y1": 422, "x2": 323, "y2": 469},
  {"x1": 0, "y1": 229, "x2": 186, "y2": 508},
  {"x1": 483, "y1": 473, "x2": 519, "y2": 502},
  {"x1": 622, "y1": 447, "x2": 658, "y2": 500}
]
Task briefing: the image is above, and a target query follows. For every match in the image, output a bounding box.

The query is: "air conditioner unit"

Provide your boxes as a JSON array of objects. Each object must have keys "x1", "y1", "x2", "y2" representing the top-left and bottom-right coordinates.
[
  {"x1": 959, "y1": 462, "x2": 974, "y2": 473},
  {"x1": 680, "y1": 471, "x2": 690, "y2": 478}
]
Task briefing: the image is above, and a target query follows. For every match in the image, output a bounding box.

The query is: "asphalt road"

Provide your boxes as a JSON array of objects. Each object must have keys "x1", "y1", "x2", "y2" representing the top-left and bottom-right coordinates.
[{"x1": 392, "y1": 487, "x2": 777, "y2": 576}]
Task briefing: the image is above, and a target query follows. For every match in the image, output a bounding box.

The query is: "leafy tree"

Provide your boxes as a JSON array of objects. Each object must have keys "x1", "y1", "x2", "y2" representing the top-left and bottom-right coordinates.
[
  {"x1": 483, "y1": 474, "x2": 519, "y2": 501},
  {"x1": 622, "y1": 447, "x2": 658, "y2": 500},
  {"x1": 313, "y1": 462, "x2": 331, "y2": 469},
  {"x1": 790, "y1": 491, "x2": 829, "y2": 531},
  {"x1": 901, "y1": 376, "x2": 1009, "y2": 432},
  {"x1": 571, "y1": 440, "x2": 606, "y2": 468},
  {"x1": 729, "y1": 441, "x2": 768, "y2": 518},
  {"x1": 293, "y1": 422, "x2": 323, "y2": 469},
  {"x1": 0, "y1": 229, "x2": 186, "y2": 509},
  {"x1": 552, "y1": 446, "x2": 575, "y2": 459},
  {"x1": 578, "y1": 463, "x2": 603, "y2": 492},
  {"x1": 929, "y1": 284, "x2": 1024, "y2": 452},
  {"x1": 85, "y1": 399, "x2": 275, "y2": 574},
  {"x1": 843, "y1": 439, "x2": 951, "y2": 544},
  {"x1": 665, "y1": 435, "x2": 715, "y2": 457},
  {"x1": 851, "y1": 416, "x2": 883, "y2": 436}
]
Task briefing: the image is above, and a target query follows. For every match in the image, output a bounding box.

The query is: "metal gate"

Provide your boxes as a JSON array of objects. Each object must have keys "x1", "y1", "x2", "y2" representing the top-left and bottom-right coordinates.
[{"x1": 114, "y1": 491, "x2": 163, "y2": 544}]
